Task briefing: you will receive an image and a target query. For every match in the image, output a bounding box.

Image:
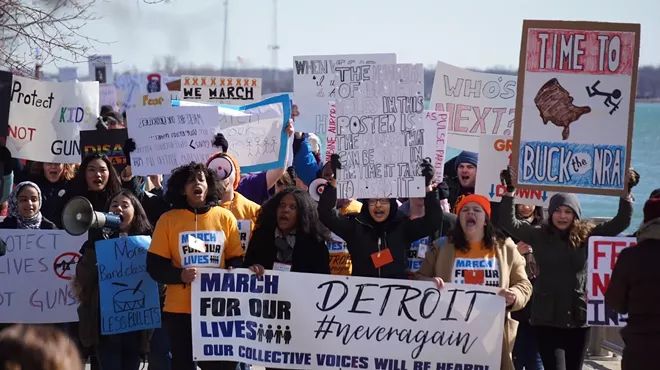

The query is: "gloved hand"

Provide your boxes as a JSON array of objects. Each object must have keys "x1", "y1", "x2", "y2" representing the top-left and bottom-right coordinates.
[
  {"x1": 500, "y1": 166, "x2": 515, "y2": 193},
  {"x1": 420, "y1": 158, "x2": 435, "y2": 187},
  {"x1": 213, "y1": 133, "x2": 229, "y2": 153},
  {"x1": 436, "y1": 181, "x2": 450, "y2": 201},
  {"x1": 628, "y1": 168, "x2": 640, "y2": 190},
  {"x1": 123, "y1": 138, "x2": 136, "y2": 166},
  {"x1": 330, "y1": 154, "x2": 342, "y2": 177}
]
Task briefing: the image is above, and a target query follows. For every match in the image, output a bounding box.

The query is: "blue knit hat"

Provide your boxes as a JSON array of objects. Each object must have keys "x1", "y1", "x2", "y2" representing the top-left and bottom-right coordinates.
[{"x1": 455, "y1": 150, "x2": 479, "y2": 171}]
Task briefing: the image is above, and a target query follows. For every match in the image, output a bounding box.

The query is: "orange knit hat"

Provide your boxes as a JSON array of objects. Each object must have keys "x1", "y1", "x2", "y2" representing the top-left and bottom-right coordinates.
[
  {"x1": 206, "y1": 151, "x2": 241, "y2": 190},
  {"x1": 455, "y1": 194, "x2": 491, "y2": 218}
]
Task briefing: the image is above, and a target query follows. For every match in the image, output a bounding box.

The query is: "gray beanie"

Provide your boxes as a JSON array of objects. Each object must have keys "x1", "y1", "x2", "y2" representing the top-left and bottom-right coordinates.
[{"x1": 548, "y1": 193, "x2": 582, "y2": 220}]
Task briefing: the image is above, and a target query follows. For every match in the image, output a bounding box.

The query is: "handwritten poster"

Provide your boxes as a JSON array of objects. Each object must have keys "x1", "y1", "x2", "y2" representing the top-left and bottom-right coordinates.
[
  {"x1": 475, "y1": 135, "x2": 553, "y2": 206},
  {"x1": 135, "y1": 91, "x2": 181, "y2": 109},
  {"x1": 174, "y1": 93, "x2": 291, "y2": 173},
  {"x1": 96, "y1": 236, "x2": 161, "y2": 334},
  {"x1": 512, "y1": 21, "x2": 640, "y2": 196},
  {"x1": 429, "y1": 61, "x2": 517, "y2": 152},
  {"x1": 334, "y1": 63, "x2": 438, "y2": 199},
  {"x1": 587, "y1": 236, "x2": 635, "y2": 327},
  {"x1": 6, "y1": 76, "x2": 99, "y2": 163},
  {"x1": 0, "y1": 230, "x2": 88, "y2": 323},
  {"x1": 88, "y1": 55, "x2": 112, "y2": 84},
  {"x1": 80, "y1": 129, "x2": 129, "y2": 172},
  {"x1": 292, "y1": 54, "x2": 396, "y2": 153},
  {"x1": 126, "y1": 105, "x2": 221, "y2": 176},
  {"x1": 181, "y1": 75, "x2": 262, "y2": 105},
  {"x1": 191, "y1": 269, "x2": 505, "y2": 369},
  {"x1": 99, "y1": 84, "x2": 117, "y2": 109}
]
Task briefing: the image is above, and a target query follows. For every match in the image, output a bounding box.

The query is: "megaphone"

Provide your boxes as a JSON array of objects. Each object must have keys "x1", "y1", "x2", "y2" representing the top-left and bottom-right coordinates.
[
  {"x1": 61, "y1": 196, "x2": 122, "y2": 236},
  {"x1": 309, "y1": 178, "x2": 328, "y2": 202},
  {"x1": 207, "y1": 154, "x2": 234, "y2": 181}
]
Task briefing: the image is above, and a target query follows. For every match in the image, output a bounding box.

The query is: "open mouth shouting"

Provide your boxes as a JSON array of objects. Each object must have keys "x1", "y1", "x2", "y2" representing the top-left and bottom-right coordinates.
[
  {"x1": 192, "y1": 186, "x2": 205, "y2": 198},
  {"x1": 465, "y1": 214, "x2": 477, "y2": 228}
]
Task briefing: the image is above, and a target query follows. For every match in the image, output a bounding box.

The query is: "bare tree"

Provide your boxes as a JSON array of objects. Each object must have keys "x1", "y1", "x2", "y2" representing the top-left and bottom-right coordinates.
[{"x1": 0, "y1": 0, "x2": 168, "y2": 75}]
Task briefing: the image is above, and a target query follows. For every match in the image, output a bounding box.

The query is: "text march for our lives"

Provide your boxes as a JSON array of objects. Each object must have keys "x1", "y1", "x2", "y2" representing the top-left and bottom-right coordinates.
[
  {"x1": 0, "y1": 230, "x2": 87, "y2": 323},
  {"x1": 6, "y1": 76, "x2": 99, "y2": 163},
  {"x1": 587, "y1": 236, "x2": 635, "y2": 327},
  {"x1": 512, "y1": 20, "x2": 640, "y2": 196},
  {"x1": 96, "y1": 236, "x2": 161, "y2": 335},
  {"x1": 191, "y1": 269, "x2": 505, "y2": 370}
]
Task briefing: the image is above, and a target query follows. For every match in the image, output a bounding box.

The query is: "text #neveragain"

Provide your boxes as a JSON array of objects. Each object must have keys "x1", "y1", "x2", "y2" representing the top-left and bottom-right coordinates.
[
  {"x1": 191, "y1": 269, "x2": 505, "y2": 370},
  {"x1": 0, "y1": 230, "x2": 87, "y2": 323},
  {"x1": 429, "y1": 61, "x2": 517, "y2": 152},
  {"x1": 333, "y1": 63, "x2": 429, "y2": 199},
  {"x1": 587, "y1": 236, "x2": 635, "y2": 327}
]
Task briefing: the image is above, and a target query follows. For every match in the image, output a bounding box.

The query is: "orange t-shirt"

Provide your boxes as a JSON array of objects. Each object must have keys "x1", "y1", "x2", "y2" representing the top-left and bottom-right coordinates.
[{"x1": 452, "y1": 242, "x2": 500, "y2": 287}]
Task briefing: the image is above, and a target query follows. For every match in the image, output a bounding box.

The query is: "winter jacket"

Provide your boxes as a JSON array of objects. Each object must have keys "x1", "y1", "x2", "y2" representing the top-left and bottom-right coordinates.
[
  {"x1": 15, "y1": 174, "x2": 70, "y2": 229},
  {"x1": 244, "y1": 229, "x2": 330, "y2": 274},
  {"x1": 0, "y1": 216, "x2": 57, "y2": 229},
  {"x1": 499, "y1": 194, "x2": 632, "y2": 328},
  {"x1": 318, "y1": 185, "x2": 441, "y2": 279}
]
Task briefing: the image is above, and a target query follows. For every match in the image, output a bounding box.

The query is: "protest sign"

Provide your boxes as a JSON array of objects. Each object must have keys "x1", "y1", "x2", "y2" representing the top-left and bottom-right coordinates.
[
  {"x1": 0, "y1": 71, "x2": 11, "y2": 137},
  {"x1": 587, "y1": 236, "x2": 635, "y2": 327},
  {"x1": 426, "y1": 110, "x2": 449, "y2": 182},
  {"x1": 191, "y1": 269, "x2": 504, "y2": 369},
  {"x1": 174, "y1": 93, "x2": 291, "y2": 173},
  {"x1": 293, "y1": 54, "x2": 396, "y2": 155},
  {"x1": 99, "y1": 84, "x2": 117, "y2": 109},
  {"x1": 429, "y1": 61, "x2": 517, "y2": 152},
  {"x1": 135, "y1": 91, "x2": 181, "y2": 108},
  {"x1": 58, "y1": 67, "x2": 78, "y2": 82},
  {"x1": 0, "y1": 230, "x2": 87, "y2": 323},
  {"x1": 6, "y1": 76, "x2": 99, "y2": 163},
  {"x1": 475, "y1": 135, "x2": 553, "y2": 206},
  {"x1": 237, "y1": 220, "x2": 251, "y2": 252},
  {"x1": 96, "y1": 236, "x2": 161, "y2": 334},
  {"x1": 512, "y1": 21, "x2": 640, "y2": 196},
  {"x1": 333, "y1": 63, "x2": 439, "y2": 198},
  {"x1": 80, "y1": 129, "x2": 128, "y2": 172},
  {"x1": 127, "y1": 105, "x2": 220, "y2": 176},
  {"x1": 88, "y1": 55, "x2": 113, "y2": 84},
  {"x1": 181, "y1": 75, "x2": 262, "y2": 105},
  {"x1": 325, "y1": 101, "x2": 337, "y2": 162}
]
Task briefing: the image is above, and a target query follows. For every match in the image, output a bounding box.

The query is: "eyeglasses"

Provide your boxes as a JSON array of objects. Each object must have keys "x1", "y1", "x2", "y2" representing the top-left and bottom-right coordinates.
[{"x1": 368, "y1": 198, "x2": 389, "y2": 206}]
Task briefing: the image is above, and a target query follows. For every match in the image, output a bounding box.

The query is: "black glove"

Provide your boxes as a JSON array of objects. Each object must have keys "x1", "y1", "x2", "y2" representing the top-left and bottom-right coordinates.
[
  {"x1": 0, "y1": 147, "x2": 12, "y2": 176},
  {"x1": 436, "y1": 181, "x2": 450, "y2": 201},
  {"x1": 628, "y1": 169, "x2": 640, "y2": 190},
  {"x1": 499, "y1": 166, "x2": 515, "y2": 193},
  {"x1": 123, "y1": 138, "x2": 136, "y2": 166},
  {"x1": 292, "y1": 133, "x2": 305, "y2": 155},
  {"x1": 420, "y1": 158, "x2": 435, "y2": 187},
  {"x1": 330, "y1": 154, "x2": 342, "y2": 177},
  {"x1": 95, "y1": 117, "x2": 108, "y2": 130},
  {"x1": 213, "y1": 133, "x2": 228, "y2": 153}
]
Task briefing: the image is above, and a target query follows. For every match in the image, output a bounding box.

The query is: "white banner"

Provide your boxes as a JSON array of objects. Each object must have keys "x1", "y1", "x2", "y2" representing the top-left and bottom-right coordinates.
[
  {"x1": 475, "y1": 135, "x2": 553, "y2": 206},
  {"x1": 126, "y1": 105, "x2": 221, "y2": 176},
  {"x1": 99, "y1": 84, "x2": 117, "y2": 109},
  {"x1": 181, "y1": 76, "x2": 262, "y2": 105},
  {"x1": 0, "y1": 230, "x2": 88, "y2": 323},
  {"x1": 430, "y1": 61, "x2": 517, "y2": 152},
  {"x1": 7, "y1": 76, "x2": 99, "y2": 163},
  {"x1": 587, "y1": 236, "x2": 635, "y2": 327},
  {"x1": 192, "y1": 269, "x2": 504, "y2": 369}
]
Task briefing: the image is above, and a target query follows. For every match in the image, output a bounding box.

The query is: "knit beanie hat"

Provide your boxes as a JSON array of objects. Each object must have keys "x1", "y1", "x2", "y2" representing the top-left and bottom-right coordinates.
[
  {"x1": 548, "y1": 193, "x2": 582, "y2": 220},
  {"x1": 643, "y1": 197, "x2": 660, "y2": 223},
  {"x1": 206, "y1": 151, "x2": 241, "y2": 190},
  {"x1": 455, "y1": 151, "x2": 478, "y2": 171},
  {"x1": 455, "y1": 194, "x2": 492, "y2": 218}
]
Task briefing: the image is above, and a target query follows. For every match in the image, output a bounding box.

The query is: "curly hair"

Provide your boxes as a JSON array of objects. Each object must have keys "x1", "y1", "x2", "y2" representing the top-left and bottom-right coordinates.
[
  {"x1": 542, "y1": 219, "x2": 596, "y2": 249},
  {"x1": 71, "y1": 154, "x2": 122, "y2": 196},
  {"x1": 165, "y1": 162, "x2": 224, "y2": 208},
  {"x1": 30, "y1": 162, "x2": 77, "y2": 181},
  {"x1": 449, "y1": 216, "x2": 508, "y2": 253},
  {"x1": 253, "y1": 186, "x2": 329, "y2": 241},
  {"x1": 107, "y1": 190, "x2": 153, "y2": 234}
]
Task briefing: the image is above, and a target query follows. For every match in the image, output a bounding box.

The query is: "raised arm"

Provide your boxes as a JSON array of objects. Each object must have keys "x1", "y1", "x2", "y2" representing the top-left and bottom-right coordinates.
[
  {"x1": 498, "y1": 167, "x2": 544, "y2": 245},
  {"x1": 318, "y1": 182, "x2": 355, "y2": 241}
]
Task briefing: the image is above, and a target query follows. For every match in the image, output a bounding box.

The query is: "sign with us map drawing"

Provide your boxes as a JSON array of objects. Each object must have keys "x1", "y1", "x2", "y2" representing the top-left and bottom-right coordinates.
[{"x1": 512, "y1": 20, "x2": 640, "y2": 196}]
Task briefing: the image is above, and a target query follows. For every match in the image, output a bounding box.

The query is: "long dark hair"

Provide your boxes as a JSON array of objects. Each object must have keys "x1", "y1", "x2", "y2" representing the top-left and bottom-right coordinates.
[
  {"x1": 166, "y1": 162, "x2": 223, "y2": 208},
  {"x1": 515, "y1": 205, "x2": 545, "y2": 225},
  {"x1": 71, "y1": 154, "x2": 122, "y2": 195},
  {"x1": 254, "y1": 186, "x2": 329, "y2": 241},
  {"x1": 449, "y1": 216, "x2": 507, "y2": 253},
  {"x1": 107, "y1": 190, "x2": 152, "y2": 235}
]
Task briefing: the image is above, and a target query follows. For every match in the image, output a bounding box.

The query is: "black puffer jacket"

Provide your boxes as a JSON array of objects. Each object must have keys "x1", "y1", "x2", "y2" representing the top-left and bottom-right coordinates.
[{"x1": 318, "y1": 185, "x2": 441, "y2": 279}]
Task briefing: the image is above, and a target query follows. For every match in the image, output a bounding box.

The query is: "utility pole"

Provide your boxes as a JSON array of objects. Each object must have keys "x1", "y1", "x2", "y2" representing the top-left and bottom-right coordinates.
[
  {"x1": 221, "y1": 0, "x2": 229, "y2": 71},
  {"x1": 268, "y1": 0, "x2": 280, "y2": 83}
]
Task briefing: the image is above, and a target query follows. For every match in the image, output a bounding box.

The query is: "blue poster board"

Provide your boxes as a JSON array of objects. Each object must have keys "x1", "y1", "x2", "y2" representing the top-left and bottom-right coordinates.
[{"x1": 96, "y1": 235, "x2": 161, "y2": 335}]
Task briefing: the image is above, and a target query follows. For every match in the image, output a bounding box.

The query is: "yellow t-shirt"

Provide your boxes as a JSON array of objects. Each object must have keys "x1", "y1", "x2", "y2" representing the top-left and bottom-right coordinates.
[
  {"x1": 452, "y1": 242, "x2": 500, "y2": 287},
  {"x1": 220, "y1": 192, "x2": 261, "y2": 251},
  {"x1": 327, "y1": 200, "x2": 363, "y2": 276},
  {"x1": 149, "y1": 206, "x2": 243, "y2": 314}
]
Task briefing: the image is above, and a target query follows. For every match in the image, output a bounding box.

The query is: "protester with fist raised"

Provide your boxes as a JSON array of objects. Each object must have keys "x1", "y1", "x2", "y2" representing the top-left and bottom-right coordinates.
[{"x1": 498, "y1": 165, "x2": 636, "y2": 370}]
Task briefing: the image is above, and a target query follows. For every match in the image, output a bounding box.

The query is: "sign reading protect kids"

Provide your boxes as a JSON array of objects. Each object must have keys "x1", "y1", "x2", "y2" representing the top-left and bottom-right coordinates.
[
  {"x1": 96, "y1": 236, "x2": 161, "y2": 334},
  {"x1": 7, "y1": 76, "x2": 99, "y2": 163},
  {"x1": 512, "y1": 20, "x2": 640, "y2": 196},
  {"x1": 191, "y1": 269, "x2": 505, "y2": 369}
]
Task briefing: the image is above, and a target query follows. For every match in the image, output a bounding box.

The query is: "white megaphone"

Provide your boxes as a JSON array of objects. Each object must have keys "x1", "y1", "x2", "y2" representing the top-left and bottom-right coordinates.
[
  {"x1": 308, "y1": 178, "x2": 328, "y2": 202},
  {"x1": 61, "y1": 196, "x2": 123, "y2": 236}
]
